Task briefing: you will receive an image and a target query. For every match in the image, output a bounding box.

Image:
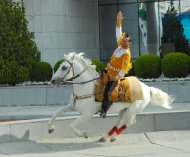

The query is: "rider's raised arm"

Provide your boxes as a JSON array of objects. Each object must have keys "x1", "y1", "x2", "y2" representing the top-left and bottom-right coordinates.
[{"x1": 116, "y1": 11, "x2": 124, "y2": 42}]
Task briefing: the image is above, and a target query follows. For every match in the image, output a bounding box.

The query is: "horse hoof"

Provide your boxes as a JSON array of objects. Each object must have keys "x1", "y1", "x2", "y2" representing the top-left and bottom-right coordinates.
[
  {"x1": 83, "y1": 132, "x2": 88, "y2": 139},
  {"x1": 99, "y1": 137, "x2": 107, "y2": 142},
  {"x1": 48, "y1": 128, "x2": 54, "y2": 134},
  {"x1": 110, "y1": 137, "x2": 116, "y2": 142}
]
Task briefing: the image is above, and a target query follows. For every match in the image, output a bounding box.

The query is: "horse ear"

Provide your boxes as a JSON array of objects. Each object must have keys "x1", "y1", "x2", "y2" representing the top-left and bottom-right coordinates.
[
  {"x1": 63, "y1": 54, "x2": 69, "y2": 61},
  {"x1": 63, "y1": 54, "x2": 68, "y2": 60},
  {"x1": 64, "y1": 54, "x2": 73, "y2": 64}
]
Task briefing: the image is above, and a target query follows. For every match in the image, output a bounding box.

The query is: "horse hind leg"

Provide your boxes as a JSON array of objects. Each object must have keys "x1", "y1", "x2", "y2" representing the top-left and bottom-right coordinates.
[
  {"x1": 110, "y1": 108, "x2": 128, "y2": 142},
  {"x1": 108, "y1": 109, "x2": 139, "y2": 142},
  {"x1": 119, "y1": 100, "x2": 149, "y2": 134},
  {"x1": 99, "y1": 108, "x2": 127, "y2": 142},
  {"x1": 48, "y1": 104, "x2": 74, "y2": 134},
  {"x1": 110, "y1": 100, "x2": 150, "y2": 142},
  {"x1": 102, "y1": 124, "x2": 127, "y2": 143}
]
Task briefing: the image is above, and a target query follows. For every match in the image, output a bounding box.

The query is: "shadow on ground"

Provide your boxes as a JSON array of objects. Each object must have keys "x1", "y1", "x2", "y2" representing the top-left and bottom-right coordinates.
[{"x1": 0, "y1": 130, "x2": 105, "y2": 155}]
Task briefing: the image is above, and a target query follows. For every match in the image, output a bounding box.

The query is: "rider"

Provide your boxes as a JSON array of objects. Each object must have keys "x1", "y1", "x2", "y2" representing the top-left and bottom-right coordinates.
[{"x1": 100, "y1": 10, "x2": 132, "y2": 118}]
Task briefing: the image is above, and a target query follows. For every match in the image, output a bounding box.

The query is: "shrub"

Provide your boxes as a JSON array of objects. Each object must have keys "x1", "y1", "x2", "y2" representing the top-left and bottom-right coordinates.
[
  {"x1": 134, "y1": 54, "x2": 162, "y2": 79},
  {"x1": 161, "y1": 52, "x2": 190, "y2": 78},
  {"x1": 91, "y1": 59, "x2": 105, "y2": 73},
  {"x1": 30, "y1": 61, "x2": 52, "y2": 82},
  {"x1": 161, "y1": 3, "x2": 190, "y2": 56},
  {"x1": 0, "y1": 58, "x2": 29, "y2": 85},
  {"x1": 0, "y1": 1, "x2": 40, "y2": 85},
  {"x1": 53, "y1": 59, "x2": 64, "y2": 72}
]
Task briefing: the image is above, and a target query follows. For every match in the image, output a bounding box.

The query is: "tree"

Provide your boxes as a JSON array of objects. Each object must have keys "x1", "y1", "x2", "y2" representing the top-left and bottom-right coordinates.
[
  {"x1": 161, "y1": 2, "x2": 190, "y2": 56},
  {"x1": 0, "y1": 0, "x2": 40, "y2": 85}
]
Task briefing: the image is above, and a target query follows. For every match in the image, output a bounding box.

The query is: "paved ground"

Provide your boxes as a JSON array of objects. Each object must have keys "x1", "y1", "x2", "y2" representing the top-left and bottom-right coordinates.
[
  {"x1": 0, "y1": 130, "x2": 190, "y2": 157},
  {"x1": 0, "y1": 103, "x2": 190, "y2": 156}
]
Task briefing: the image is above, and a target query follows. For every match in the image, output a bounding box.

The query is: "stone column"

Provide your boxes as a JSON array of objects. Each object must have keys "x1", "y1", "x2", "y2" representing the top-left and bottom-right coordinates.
[{"x1": 146, "y1": 2, "x2": 158, "y2": 54}]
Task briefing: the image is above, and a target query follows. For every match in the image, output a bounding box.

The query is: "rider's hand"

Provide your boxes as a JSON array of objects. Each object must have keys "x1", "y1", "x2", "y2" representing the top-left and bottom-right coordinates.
[{"x1": 117, "y1": 11, "x2": 124, "y2": 22}]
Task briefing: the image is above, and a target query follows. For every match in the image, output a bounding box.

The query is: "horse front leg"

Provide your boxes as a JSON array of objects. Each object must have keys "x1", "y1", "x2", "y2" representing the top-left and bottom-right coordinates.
[
  {"x1": 70, "y1": 113, "x2": 94, "y2": 138},
  {"x1": 48, "y1": 104, "x2": 74, "y2": 134}
]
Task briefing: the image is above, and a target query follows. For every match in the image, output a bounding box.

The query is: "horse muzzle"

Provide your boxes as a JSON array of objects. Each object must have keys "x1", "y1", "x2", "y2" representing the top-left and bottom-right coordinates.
[{"x1": 51, "y1": 78, "x2": 61, "y2": 86}]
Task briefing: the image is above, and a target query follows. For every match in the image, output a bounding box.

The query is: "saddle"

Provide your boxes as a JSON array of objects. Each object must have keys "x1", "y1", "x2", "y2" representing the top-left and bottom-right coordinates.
[{"x1": 95, "y1": 76, "x2": 144, "y2": 103}]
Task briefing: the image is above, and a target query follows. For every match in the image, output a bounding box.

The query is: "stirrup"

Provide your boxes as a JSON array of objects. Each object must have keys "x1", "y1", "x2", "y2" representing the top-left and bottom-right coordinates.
[{"x1": 100, "y1": 110, "x2": 106, "y2": 118}]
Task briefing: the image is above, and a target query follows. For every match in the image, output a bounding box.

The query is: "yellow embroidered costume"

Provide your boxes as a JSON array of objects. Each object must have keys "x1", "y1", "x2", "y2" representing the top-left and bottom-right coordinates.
[
  {"x1": 103, "y1": 21, "x2": 132, "y2": 82},
  {"x1": 100, "y1": 11, "x2": 133, "y2": 118}
]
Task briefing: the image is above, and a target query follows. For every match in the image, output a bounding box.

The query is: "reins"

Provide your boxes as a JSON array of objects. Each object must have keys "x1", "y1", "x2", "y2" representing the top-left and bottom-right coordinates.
[
  {"x1": 65, "y1": 64, "x2": 92, "y2": 82},
  {"x1": 63, "y1": 76, "x2": 100, "y2": 85}
]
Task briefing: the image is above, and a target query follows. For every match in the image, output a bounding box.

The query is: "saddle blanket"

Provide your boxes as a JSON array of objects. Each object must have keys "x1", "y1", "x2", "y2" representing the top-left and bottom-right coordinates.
[{"x1": 95, "y1": 76, "x2": 144, "y2": 103}]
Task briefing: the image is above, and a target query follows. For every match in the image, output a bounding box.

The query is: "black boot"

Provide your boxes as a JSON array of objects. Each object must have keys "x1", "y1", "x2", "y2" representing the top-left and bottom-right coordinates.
[{"x1": 100, "y1": 80, "x2": 117, "y2": 118}]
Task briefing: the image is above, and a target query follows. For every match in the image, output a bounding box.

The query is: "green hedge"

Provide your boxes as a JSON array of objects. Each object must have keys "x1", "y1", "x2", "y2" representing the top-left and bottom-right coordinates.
[
  {"x1": 91, "y1": 59, "x2": 105, "y2": 73},
  {"x1": 53, "y1": 59, "x2": 64, "y2": 72},
  {"x1": 0, "y1": 59, "x2": 29, "y2": 85},
  {"x1": 134, "y1": 54, "x2": 162, "y2": 79},
  {"x1": 161, "y1": 52, "x2": 190, "y2": 78},
  {"x1": 30, "y1": 61, "x2": 52, "y2": 82}
]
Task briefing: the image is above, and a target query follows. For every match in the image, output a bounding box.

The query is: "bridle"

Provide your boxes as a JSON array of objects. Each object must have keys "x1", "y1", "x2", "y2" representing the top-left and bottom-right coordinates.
[
  {"x1": 60, "y1": 55, "x2": 100, "y2": 106},
  {"x1": 61, "y1": 56, "x2": 99, "y2": 85},
  {"x1": 64, "y1": 60, "x2": 90, "y2": 83}
]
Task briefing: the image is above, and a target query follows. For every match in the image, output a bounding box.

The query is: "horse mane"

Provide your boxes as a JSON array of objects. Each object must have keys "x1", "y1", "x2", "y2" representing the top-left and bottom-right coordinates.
[{"x1": 66, "y1": 52, "x2": 99, "y2": 76}]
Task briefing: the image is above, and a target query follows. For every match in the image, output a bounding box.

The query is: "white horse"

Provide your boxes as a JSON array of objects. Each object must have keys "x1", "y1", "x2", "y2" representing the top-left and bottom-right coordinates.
[{"x1": 48, "y1": 52, "x2": 174, "y2": 142}]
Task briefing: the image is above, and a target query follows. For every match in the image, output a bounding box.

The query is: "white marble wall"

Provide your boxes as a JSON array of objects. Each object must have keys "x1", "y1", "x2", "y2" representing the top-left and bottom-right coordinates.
[
  {"x1": 0, "y1": 81, "x2": 189, "y2": 107},
  {"x1": 24, "y1": 0, "x2": 99, "y2": 66}
]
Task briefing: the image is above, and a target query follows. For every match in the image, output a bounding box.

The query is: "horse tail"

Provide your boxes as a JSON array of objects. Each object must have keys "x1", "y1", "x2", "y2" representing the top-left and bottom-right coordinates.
[{"x1": 149, "y1": 87, "x2": 174, "y2": 109}]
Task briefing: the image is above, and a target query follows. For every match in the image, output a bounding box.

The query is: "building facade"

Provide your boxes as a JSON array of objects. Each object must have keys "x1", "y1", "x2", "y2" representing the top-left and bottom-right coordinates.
[
  {"x1": 22, "y1": 0, "x2": 190, "y2": 65},
  {"x1": 99, "y1": 0, "x2": 190, "y2": 61},
  {"x1": 24, "y1": 0, "x2": 99, "y2": 66}
]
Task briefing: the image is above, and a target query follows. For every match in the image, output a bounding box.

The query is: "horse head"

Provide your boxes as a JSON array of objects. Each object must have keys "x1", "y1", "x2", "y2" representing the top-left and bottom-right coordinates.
[
  {"x1": 50, "y1": 52, "x2": 98, "y2": 86},
  {"x1": 51, "y1": 53, "x2": 76, "y2": 86}
]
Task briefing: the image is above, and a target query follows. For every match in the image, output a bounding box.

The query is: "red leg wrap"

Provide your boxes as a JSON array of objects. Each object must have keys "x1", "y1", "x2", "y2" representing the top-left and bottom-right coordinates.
[
  {"x1": 115, "y1": 125, "x2": 127, "y2": 135},
  {"x1": 108, "y1": 126, "x2": 118, "y2": 136}
]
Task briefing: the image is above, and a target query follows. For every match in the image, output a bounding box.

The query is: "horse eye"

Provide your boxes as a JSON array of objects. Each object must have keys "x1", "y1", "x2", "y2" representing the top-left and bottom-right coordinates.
[{"x1": 62, "y1": 66, "x2": 67, "y2": 71}]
